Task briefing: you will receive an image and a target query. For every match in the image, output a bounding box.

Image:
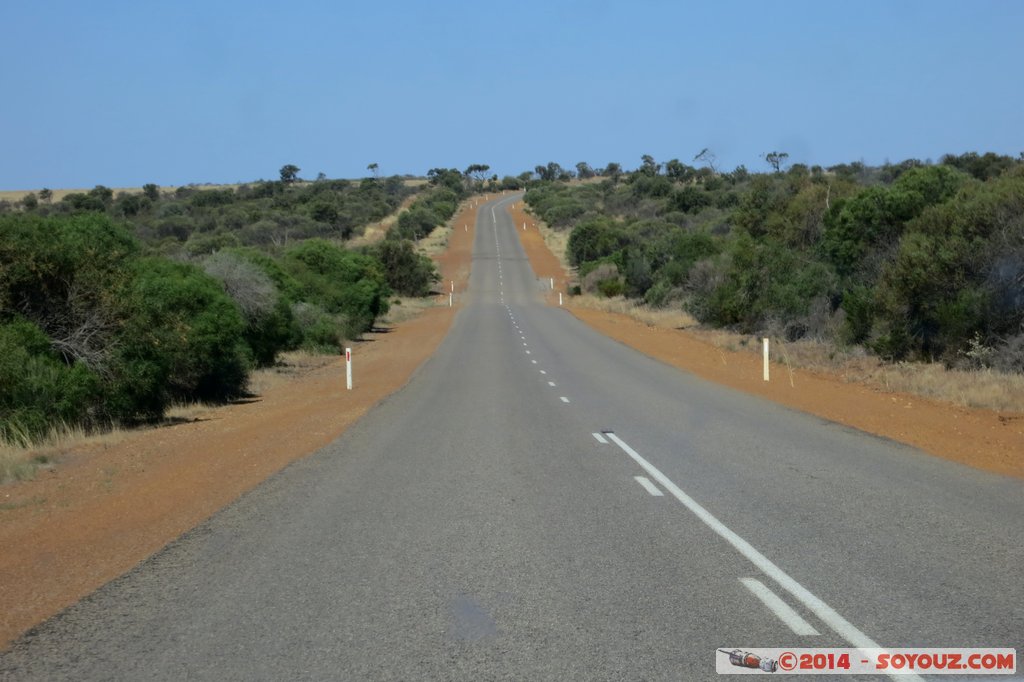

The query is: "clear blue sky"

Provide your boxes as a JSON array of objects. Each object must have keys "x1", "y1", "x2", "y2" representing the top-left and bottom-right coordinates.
[{"x1": 2, "y1": 0, "x2": 1021, "y2": 189}]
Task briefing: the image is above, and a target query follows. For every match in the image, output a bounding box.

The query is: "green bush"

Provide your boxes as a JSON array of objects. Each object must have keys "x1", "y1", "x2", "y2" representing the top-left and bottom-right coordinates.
[
  {"x1": 284, "y1": 240, "x2": 390, "y2": 338},
  {"x1": 112, "y1": 258, "x2": 251, "y2": 418},
  {"x1": 374, "y1": 239, "x2": 440, "y2": 296},
  {"x1": 597, "y1": 277, "x2": 625, "y2": 297},
  {"x1": 0, "y1": 320, "x2": 101, "y2": 442}
]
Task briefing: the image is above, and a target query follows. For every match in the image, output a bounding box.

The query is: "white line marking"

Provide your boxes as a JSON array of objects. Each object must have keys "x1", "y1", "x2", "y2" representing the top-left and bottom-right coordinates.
[
  {"x1": 531, "y1": 360, "x2": 537, "y2": 364},
  {"x1": 634, "y1": 476, "x2": 664, "y2": 496},
  {"x1": 525, "y1": 350, "x2": 531, "y2": 354},
  {"x1": 523, "y1": 342, "x2": 528, "y2": 346},
  {"x1": 592, "y1": 432, "x2": 608, "y2": 444},
  {"x1": 547, "y1": 381, "x2": 556, "y2": 387},
  {"x1": 603, "y1": 432, "x2": 920, "y2": 682},
  {"x1": 740, "y1": 578, "x2": 820, "y2": 636},
  {"x1": 560, "y1": 396, "x2": 570, "y2": 403},
  {"x1": 539, "y1": 370, "x2": 546, "y2": 374}
]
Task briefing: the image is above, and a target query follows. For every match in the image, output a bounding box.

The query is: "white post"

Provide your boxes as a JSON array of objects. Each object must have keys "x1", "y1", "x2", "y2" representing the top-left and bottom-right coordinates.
[
  {"x1": 549, "y1": 277, "x2": 554, "y2": 289},
  {"x1": 523, "y1": 222, "x2": 526, "y2": 231},
  {"x1": 345, "y1": 348, "x2": 353, "y2": 390},
  {"x1": 559, "y1": 292, "x2": 563, "y2": 306},
  {"x1": 449, "y1": 292, "x2": 453, "y2": 307},
  {"x1": 763, "y1": 338, "x2": 770, "y2": 382},
  {"x1": 450, "y1": 280, "x2": 454, "y2": 293}
]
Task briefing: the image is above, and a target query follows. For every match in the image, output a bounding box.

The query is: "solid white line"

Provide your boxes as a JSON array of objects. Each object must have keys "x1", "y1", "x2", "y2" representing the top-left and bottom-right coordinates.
[
  {"x1": 547, "y1": 381, "x2": 556, "y2": 387},
  {"x1": 740, "y1": 577, "x2": 820, "y2": 636},
  {"x1": 603, "y1": 433, "x2": 920, "y2": 682},
  {"x1": 634, "y1": 476, "x2": 664, "y2": 496},
  {"x1": 592, "y1": 432, "x2": 608, "y2": 444},
  {"x1": 560, "y1": 396, "x2": 570, "y2": 403}
]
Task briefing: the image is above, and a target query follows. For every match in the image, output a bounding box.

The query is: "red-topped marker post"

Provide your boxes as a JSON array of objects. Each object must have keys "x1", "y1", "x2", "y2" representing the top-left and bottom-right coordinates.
[{"x1": 345, "y1": 347, "x2": 352, "y2": 390}]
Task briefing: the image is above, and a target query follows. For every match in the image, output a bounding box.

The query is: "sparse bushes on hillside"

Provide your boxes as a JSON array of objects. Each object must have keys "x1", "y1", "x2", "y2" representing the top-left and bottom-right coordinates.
[
  {"x1": 526, "y1": 153, "x2": 1024, "y2": 370},
  {"x1": 0, "y1": 173, "x2": 450, "y2": 441}
]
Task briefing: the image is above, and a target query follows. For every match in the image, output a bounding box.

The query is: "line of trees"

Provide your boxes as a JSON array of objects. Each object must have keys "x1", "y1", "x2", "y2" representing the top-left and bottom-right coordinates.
[
  {"x1": 525, "y1": 152, "x2": 1024, "y2": 372},
  {"x1": 0, "y1": 166, "x2": 477, "y2": 443}
]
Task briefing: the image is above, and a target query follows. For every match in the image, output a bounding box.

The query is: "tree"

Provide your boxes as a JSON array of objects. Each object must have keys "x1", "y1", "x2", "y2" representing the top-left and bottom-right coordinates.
[
  {"x1": 603, "y1": 162, "x2": 623, "y2": 184},
  {"x1": 464, "y1": 164, "x2": 490, "y2": 183},
  {"x1": 426, "y1": 168, "x2": 465, "y2": 195},
  {"x1": 763, "y1": 151, "x2": 790, "y2": 173},
  {"x1": 639, "y1": 154, "x2": 661, "y2": 176},
  {"x1": 374, "y1": 239, "x2": 439, "y2": 296},
  {"x1": 693, "y1": 148, "x2": 718, "y2": 174},
  {"x1": 38, "y1": 188, "x2": 52, "y2": 204},
  {"x1": 280, "y1": 164, "x2": 301, "y2": 184},
  {"x1": 21, "y1": 193, "x2": 38, "y2": 211},
  {"x1": 89, "y1": 185, "x2": 114, "y2": 207},
  {"x1": 142, "y1": 183, "x2": 160, "y2": 201},
  {"x1": 367, "y1": 163, "x2": 379, "y2": 179},
  {"x1": 665, "y1": 159, "x2": 695, "y2": 182},
  {"x1": 534, "y1": 162, "x2": 565, "y2": 182},
  {"x1": 575, "y1": 162, "x2": 595, "y2": 180}
]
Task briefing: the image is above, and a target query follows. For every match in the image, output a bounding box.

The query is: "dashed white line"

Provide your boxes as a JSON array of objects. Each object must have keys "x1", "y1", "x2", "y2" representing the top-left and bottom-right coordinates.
[
  {"x1": 740, "y1": 578, "x2": 820, "y2": 636},
  {"x1": 559, "y1": 396, "x2": 570, "y2": 403},
  {"x1": 603, "y1": 432, "x2": 920, "y2": 682},
  {"x1": 531, "y1": 360, "x2": 538, "y2": 364},
  {"x1": 525, "y1": 350, "x2": 531, "y2": 355},
  {"x1": 634, "y1": 476, "x2": 664, "y2": 497},
  {"x1": 539, "y1": 370, "x2": 547, "y2": 374},
  {"x1": 547, "y1": 381, "x2": 556, "y2": 387}
]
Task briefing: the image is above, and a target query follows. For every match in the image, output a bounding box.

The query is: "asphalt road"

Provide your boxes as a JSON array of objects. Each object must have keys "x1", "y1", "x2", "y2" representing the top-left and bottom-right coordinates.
[{"x1": 2, "y1": 196, "x2": 1021, "y2": 680}]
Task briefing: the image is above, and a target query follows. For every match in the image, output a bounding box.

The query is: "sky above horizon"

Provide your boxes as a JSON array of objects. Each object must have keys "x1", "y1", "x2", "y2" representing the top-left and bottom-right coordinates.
[{"x1": 2, "y1": 0, "x2": 1021, "y2": 189}]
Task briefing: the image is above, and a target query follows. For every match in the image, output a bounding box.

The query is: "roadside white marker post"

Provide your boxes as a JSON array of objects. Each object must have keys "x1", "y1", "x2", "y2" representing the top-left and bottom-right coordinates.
[
  {"x1": 523, "y1": 222, "x2": 526, "y2": 231},
  {"x1": 763, "y1": 338, "x2": 770, "y2": 382},
  {"x1": 451, "y1": 280, "x2": 454, "y2": 293},
  {"x1": 549, "y1": 277, "x2": 554, "y2": 289},
  {"x1": 345, "y1": 348, "x2": 353, "y2": 390},
  {"x1": 559, "y1": 292, "x2": 563, "y2": 306},
  {"x1": 449, "y1": 292, "x2": 453, "y2": 307}
]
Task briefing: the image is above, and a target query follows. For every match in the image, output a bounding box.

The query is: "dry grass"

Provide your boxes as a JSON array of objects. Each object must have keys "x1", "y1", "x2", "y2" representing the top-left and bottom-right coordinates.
[
  {"x1": 348, "y1": 194, "x2": 419, "y2": 248},
  {"x1": 417, "y1": 209, "x2": 461, "y2": 258},
  {"x1": 247, "y1": 350, "x2": 338, "y2": 396},
  {"x1": 163, "y1": 401, "x2": 215, "y2": 423},
  {"x1": 0, "y1": 423, "x2": 128, "y2": 485},
  {"x1": 571, "y1": 294, "x2": 699, "y2": 330},
  {"x1": 417, "y1": 224, "x2": 451, "y2": 257},
  {"x1": 0, "y1": 183, "x2": 244, "y2": 204},
  {"x1": 1, "y1": 178, "x2": 426, "y2": 205},
  {"x1": 382, "y1": 296, "x2": 440, "y2": 325},
  {"x1": 534, "y1": 219, "x2": 573, "y2": 274},
  {"x1": 684, "y1": 327, "x2": 1024, "y2": 413}
]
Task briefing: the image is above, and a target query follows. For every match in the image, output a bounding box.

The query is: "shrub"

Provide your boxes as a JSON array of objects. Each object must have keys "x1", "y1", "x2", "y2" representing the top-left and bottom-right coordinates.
[
  {"x1": 284, "y1": 240, "x2": 389, "y2": 336},
  {"x1": 0, "y1": 320, "x2": 101, "y2": 442},
  {"x1": 374, "y1": 239, "x2": 439, "y2": 296},
  {"x1": 202, "y1": 252, "x2": 296, "y2": 366},
  {"x1": 111, "y1": 258, "x2": 251, "y2": 419}
]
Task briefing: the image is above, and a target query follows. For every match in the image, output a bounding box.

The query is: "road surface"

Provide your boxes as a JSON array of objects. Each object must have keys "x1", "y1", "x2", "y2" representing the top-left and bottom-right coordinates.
[{"x1": 2, "y1": 196, "x2": 1021, "y2": 680}]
